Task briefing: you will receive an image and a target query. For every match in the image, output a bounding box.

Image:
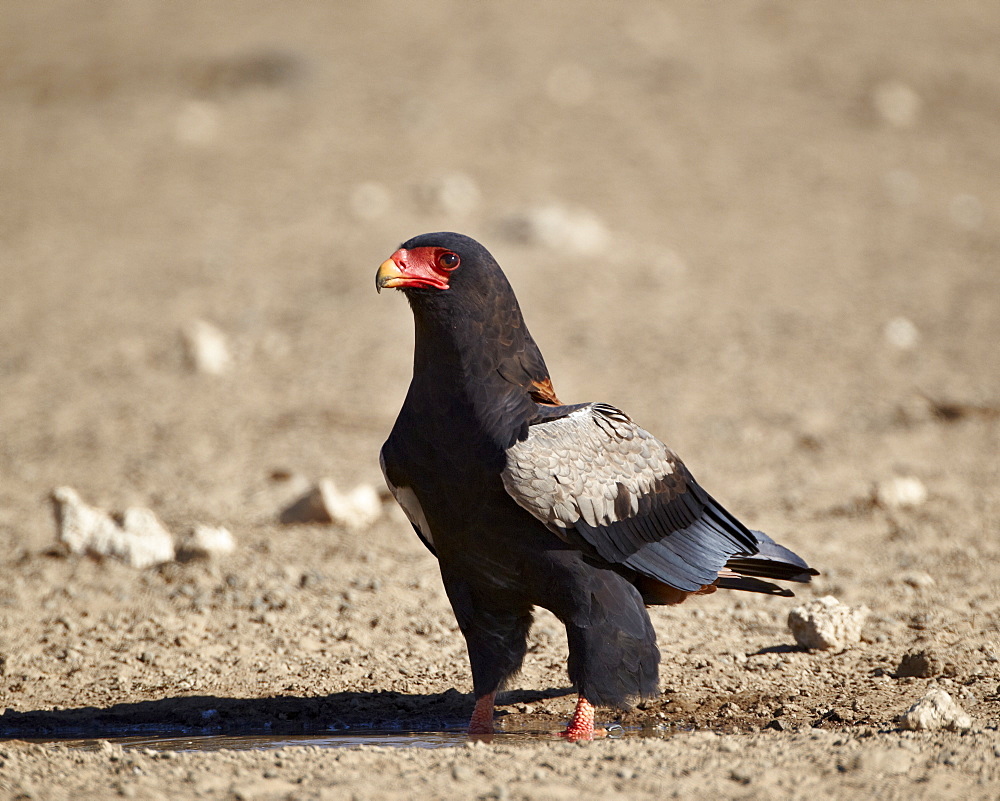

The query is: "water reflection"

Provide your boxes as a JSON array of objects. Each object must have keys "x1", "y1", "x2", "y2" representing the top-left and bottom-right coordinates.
[{"x1": 41, "y1": 722, "x2": 666, "y2": 752}]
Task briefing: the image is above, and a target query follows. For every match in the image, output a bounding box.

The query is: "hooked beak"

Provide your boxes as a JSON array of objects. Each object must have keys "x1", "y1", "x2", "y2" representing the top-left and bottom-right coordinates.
[{"x1": 375, "y1": 258, "x2": 408, "y2": 293}]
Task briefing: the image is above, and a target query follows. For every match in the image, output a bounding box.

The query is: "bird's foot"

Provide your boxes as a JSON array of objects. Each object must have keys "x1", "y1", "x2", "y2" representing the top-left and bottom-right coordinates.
[
  {"x1": 467, "y1": 692, "x2": 496, "y2": 739},
  {"x1": 559, "y1": 696, "x2": 606, "y2": 742}
]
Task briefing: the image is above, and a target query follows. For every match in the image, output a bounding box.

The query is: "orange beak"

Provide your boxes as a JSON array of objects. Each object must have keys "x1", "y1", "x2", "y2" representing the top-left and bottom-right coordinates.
[{"x1": 375, "y1": 258, "x2": 409, "y2": 293}]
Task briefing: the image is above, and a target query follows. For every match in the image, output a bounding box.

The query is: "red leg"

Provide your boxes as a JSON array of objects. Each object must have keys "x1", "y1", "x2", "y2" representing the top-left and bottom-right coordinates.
[
  {"x1": 560, "y1": 696, "x2": 605, "y2": 741},
  {"x1": 468, "y1": 691, "x2": 496, "y2": 737}
]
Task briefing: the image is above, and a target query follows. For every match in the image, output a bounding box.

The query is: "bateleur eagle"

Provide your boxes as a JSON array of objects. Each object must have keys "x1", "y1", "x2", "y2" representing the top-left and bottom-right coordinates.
[{"x1": 376, "y1": 232, "x2": 817, "y2": 740}]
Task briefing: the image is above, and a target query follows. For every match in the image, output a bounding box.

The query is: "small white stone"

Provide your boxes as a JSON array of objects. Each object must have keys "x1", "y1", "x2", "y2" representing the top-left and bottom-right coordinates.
[
  {"x1": 182, "y1": 320, "x2": 233, "y2": 375},
  {"x1": 326, "y1": 482, "x2": 383, "y2": 532},
  {"x1": 884, "y1": 317, "x2": 919, "y2": 350},
  {"x1": 899, "y1": 570, "x2": 935, "y2": 589},
  {"x1": 53, "y1": 487, "x2": 121, "y2": 556},
  {"x1": 280, "y1": 480, "x2": 382, "y2": 532},
  {"x1": 872, "y1": 80, "x2": 921, "y2": 128},
  {"x1": 500, "y1": 204, "x2": 609, "y2": 255},
  {"x1": 179, "y1": 525, "x2": 236, "y2": 559},
  {"x1": 787, "y1": 595, "x2": 869, "y2": 651},
  {"x1": 875, "y1": 476, "x2": 928, "y2": 509},
  {"x1": 52, "y1": 488, "x2": 175, "y2": 569},
  {"x1": 899, "y1": 688, "x2": 972, "y2": 732}
]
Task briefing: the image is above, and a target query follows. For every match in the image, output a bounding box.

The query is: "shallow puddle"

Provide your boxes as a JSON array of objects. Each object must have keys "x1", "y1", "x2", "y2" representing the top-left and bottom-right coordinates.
[
  {"x1": 52, "y1": 730, "x2": 476, "y2": 752},
  {"x1": 35, "y1": 723, "x2": 663, "y2": 752}
]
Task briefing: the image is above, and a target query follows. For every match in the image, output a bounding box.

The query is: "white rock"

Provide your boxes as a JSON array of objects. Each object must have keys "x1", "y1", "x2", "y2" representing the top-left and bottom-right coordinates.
[
  {"x1": 178, "y1": 525, "x2": 236, "y2": 559},
  {"x1": 320, "y1": 481, "x2": 382, "y2": 532},
  {"x1": 280, "y1": 480, "x2": 382, "y2": 532},
  {"x1": 182, "y1": 320, "x2": 233, "y2": 375},
  {"x1": 872, "y1": 80, "x2": 921, "y2": 128},
  {"x1": 52, "y1": 487, "x2": 175, "y2": 568},
  {"x1": 787, "y1": 595, "x2": 869, "y2": 651},
  {"x1": 899, "y1": 570, "x2": 935, "y2": 589},
  {"x1": 883, "y1": 317, "x2": 919, "y2": 350},
  {"x1": 500, "y1": 204, "x2": 609, "y2": 255},
  {"x1": 53, "y1": 487, "x2": 121, "y2": 555},
  {"x1": 899, "y1": 688, "x2": 972, "y2": 732},
  {"x1": 875, "y1": 476, "x2": 927, "y2": 509}
]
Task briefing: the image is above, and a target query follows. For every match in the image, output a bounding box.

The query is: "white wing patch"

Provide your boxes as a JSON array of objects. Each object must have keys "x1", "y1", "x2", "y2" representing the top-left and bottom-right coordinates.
[
  {"x1": 502, "y1": 403, "x2": 679, "y2": 531},
  {"x1": 380, "y1": 449, "x2": 434, "y2": 548}
]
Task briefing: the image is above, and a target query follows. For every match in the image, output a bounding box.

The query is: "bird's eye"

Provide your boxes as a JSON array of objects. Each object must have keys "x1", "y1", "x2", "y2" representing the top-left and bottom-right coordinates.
[{"x1": 437, "y1": 251, "x2": 460, "y2": 270}]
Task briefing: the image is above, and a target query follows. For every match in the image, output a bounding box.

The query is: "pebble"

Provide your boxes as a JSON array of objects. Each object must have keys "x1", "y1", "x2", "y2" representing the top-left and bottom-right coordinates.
[
  {"x1": 279, "y1": 480, "x2": 382, "y2": 532},
  {"x1": 499, "y1": 204, "x2": 609, "y2": 255},
  {"x1": 181, "y1": 320, "x2": 233, "y2": 375},
  {"x1": 883, "y1": 317, "x2": 919, "y2": 350},
  {"x1": 872, "y1": 80, "x2": 921, "y2": 128},
  {"x1": 874, "y1": 476, "x2": 927, "y2": 510},
  {"x1": 787, "y1": 595, "x2": 869, "y2": 651},
  {"x1": 898, "y1": 570, "x2": 935, "y2": 589},
  {"x1": 898, "y1": 688, "x2": 972, "y2": 732},
  {"x1": 52, "y1": 487, "x2": 175, "y2": 569},
  {"x1": 177, "y1": 525, "x2": 236, "y2": 560}
]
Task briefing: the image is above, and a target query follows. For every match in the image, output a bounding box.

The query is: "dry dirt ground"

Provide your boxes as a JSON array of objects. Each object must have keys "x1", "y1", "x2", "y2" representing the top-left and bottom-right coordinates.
[{"x1": 2, "y1": 1, "x2": 1000, "y2": 798}]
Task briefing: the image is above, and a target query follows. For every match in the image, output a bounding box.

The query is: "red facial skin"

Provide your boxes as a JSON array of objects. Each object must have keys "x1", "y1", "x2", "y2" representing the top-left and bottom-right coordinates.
[{"x1": 383, "y1": 246, "x2": 459, "y2": 291}]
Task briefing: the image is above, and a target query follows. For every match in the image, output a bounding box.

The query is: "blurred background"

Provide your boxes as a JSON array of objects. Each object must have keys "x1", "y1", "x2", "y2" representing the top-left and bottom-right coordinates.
[{"x1": 1, "y1": 0, "x2": 998, "y2": 561}]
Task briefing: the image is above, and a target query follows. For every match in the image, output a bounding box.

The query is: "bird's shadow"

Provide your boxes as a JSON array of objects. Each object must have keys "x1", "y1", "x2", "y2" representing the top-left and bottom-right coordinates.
[
  {"x1": 749, "y1": 644, "x2": 807, "y2": 656},
  {"x1": 0, "y1": 687, "x2": 575, "y2": 741}
]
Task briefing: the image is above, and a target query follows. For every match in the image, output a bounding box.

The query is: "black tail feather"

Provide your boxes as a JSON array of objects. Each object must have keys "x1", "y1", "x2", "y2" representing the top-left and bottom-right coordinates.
[
  {"x1": 717, "y1": 576, "x2": 795, "y2": 597},
  {"x1": 722, "y1": 529, "x2": 818, "y2": 592}
]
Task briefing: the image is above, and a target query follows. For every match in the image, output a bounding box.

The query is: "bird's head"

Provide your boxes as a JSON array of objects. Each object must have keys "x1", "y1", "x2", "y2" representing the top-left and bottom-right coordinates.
[
  {"x1": 377, "y1": 232, "x2": 558, "y2": 414},
  {"x1": 376, "y1": 232, "x2": 511, "y2": 306}
]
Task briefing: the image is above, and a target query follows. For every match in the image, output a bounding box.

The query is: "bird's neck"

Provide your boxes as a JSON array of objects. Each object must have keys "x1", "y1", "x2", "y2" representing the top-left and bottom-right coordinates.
[
  {"x1": 408, "y1": 297, "x2": 508, "y2": 383},
  {"x1": 406, "y1": 301, "x2": 534, "y2": 451}
]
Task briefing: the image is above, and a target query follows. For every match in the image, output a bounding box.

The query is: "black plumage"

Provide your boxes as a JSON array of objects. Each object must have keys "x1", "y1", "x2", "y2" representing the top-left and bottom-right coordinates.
[{"x1": 376, "y1": 232, "x2": 817, "y2": 738}]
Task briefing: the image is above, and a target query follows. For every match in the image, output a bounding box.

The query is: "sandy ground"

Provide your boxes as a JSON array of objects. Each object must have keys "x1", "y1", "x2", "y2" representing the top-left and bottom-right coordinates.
[{"x1": 2, "y1": 0, "x2": 1000, "y2": 798}]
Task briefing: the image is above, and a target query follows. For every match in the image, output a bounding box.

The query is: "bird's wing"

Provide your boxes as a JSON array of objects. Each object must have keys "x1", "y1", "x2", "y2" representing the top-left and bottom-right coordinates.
[{"x1": 501, "y1": 403, "x2": 759, "y2": 592}]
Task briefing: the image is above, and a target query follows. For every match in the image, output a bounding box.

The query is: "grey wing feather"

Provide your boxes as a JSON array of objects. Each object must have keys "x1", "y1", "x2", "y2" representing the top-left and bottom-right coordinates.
[{"x1": 502, "y1": 403, "x2": 759, "y2": 592}]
